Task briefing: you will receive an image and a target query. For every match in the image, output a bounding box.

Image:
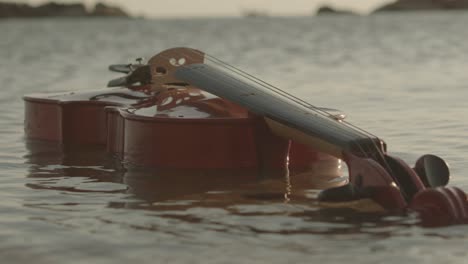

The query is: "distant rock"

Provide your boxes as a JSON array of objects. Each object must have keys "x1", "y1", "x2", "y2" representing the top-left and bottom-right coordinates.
[
  {"x1": 37, "y1": 2, "x2": 87, "y2": 16},
  {"x1": 0, "y1": 1, "x2": 130, "y2": 18},
  {"x1": 316, "y1": 6, "x2": 356, "y2": 15},
  {"x1": 0, "y1": 2, "x2": 32, "y2": 18},
  {"x1": 374, "y1": 0, "x2": 468, "y2": 12},
  {"x1": 90, "y1": 2, "x2": 128, "y2": 17}
]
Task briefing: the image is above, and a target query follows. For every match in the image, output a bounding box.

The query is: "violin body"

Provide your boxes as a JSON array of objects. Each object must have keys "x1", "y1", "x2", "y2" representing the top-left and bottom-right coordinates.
[
  {"x1": 24, "y1": 47, "x2": 468, "y2": 227},
  {"x1": 24, "y1": 76, "x2": 338, "y2": 174}
]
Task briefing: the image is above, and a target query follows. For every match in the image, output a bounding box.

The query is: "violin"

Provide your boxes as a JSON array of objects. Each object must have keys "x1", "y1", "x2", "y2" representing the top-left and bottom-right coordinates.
[{"x1": 109, "y1": 47, "x2": 468, "y2": 227}]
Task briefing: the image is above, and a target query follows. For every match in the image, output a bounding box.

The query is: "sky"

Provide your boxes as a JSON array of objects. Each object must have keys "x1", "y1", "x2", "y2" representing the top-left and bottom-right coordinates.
[{"x1": 4, "y1": 0, "x2": 394, "y2": 17}]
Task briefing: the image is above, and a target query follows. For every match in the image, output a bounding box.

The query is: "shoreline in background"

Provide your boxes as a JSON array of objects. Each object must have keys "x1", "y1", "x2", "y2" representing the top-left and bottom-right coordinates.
[
  {"x1": 244, "y1": 0, "x2": 468, "y2": 18},
  {"x1": 375, "y1": 0, "x2": 468, "y2": 12},
  {"x1": 2, "y1": 0, "x2": 468, "y2": 19},
  {"x1": 315, "y1": 0, "x2": 468, "y2": 16},
  {"x1": 0, "y1": 1, "x2": 130, "y2": 18}
]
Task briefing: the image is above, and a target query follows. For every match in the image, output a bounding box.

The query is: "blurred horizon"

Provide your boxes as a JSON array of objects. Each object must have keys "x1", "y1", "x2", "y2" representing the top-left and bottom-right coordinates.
[{"x1": 0, "y1": 0, "x2": 393, "y2": 17}]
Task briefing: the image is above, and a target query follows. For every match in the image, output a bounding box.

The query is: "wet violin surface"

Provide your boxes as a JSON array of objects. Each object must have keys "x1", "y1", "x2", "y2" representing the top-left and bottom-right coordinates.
[{"x1": 24, "y1": 47, "x2": 468, "y2": 227}]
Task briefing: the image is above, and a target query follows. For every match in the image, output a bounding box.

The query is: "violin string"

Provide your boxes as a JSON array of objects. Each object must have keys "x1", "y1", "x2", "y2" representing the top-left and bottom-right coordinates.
[
  {"x1": 153, "y1": 51, "x2": 371, "y2": 140},
  {"x1": 203, "y1": 52, "x2": 381, "y2": 140},
  {"x1": 151, "y1": 49, "x2": 399, "y2": 189},
  {"x1": 202, "y1": 54, "x2": 366, "y2": 142},
  {"x1": 205, "y1": 52, "x2": 402, "y2": 192},
  {"x1": 203, "y1": 57, "x2": 400, "y2": 190},
  {"x1": 202, "y1": 52, "x2": 398, "y2": 175},
  {"x1": 188, "y1": 52, "x2": 399, "y2": 185},
  {"x1": 196, "y1": 50, "x2": 402, "y2": 190},
  {"x1": 199, "y1": 51, "x2": 380, "y2": 152},
  {"x1": 153, "y1": 50, "x2": 401, "y2": 191},
  {"x1": 175, "y1": 51, "x2": 360, "y2": 144},
  {"x1": 150, "y1": 50, "x2": 357, "y2": 144},
  {"x1": 201, "y1": 52, "x2": 392, "y2": 159},
  {"x1": 154, "y1": 49, "x2": 381, "y2": 154}
]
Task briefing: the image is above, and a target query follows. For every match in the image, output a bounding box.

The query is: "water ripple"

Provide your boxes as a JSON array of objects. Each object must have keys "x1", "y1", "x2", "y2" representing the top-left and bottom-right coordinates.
[{"x1": 2, "y1": 13, "x2": 468, "y2": 264}]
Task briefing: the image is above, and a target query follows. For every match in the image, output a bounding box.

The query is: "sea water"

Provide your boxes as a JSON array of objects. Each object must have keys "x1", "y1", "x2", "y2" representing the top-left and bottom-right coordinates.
[{"x1": 1, "y1": 12, "x2": 468, "y2": 263}]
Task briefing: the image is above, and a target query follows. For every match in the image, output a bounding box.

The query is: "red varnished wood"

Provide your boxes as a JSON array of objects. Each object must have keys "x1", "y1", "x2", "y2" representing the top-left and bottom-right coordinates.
[{"x1": 24, "y1": 86, "x2": 334, "y2": 171}]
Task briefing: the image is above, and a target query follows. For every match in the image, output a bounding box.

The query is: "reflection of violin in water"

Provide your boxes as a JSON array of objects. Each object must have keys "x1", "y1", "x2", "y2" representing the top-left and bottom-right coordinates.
[
  {"x1": 24, "y1": 141, "x2": 343, "y2": 208},
  {"x1": 24, "y1": 47, "x2": 468, "y2": 227}
]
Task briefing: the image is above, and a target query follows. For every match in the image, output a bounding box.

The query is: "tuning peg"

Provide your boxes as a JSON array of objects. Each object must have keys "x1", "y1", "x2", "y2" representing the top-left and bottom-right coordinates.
[{"x1": 414, "y1": 154, "x2": 450, "y2": 188}]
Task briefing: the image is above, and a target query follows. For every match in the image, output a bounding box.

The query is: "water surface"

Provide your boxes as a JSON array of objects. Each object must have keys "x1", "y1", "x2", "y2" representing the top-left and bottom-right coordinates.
[{"x1": 1, "y1": 12, "x2": 468, "y2": 263}]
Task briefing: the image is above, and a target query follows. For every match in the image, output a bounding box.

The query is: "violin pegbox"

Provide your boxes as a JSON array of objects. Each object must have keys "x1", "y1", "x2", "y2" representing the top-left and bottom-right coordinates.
[{"x1": 147, "y1": 47, "x2": 205, "y2": 88}]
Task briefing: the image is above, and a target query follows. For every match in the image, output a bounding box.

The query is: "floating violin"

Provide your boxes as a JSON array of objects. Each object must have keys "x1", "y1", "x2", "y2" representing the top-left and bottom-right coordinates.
[
  {"x1": 108, "y1": 47, "x2": 467, "y2": 227},
  {"x1": 25, "y1": 47, "x2": 468, "y2": 227}
]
